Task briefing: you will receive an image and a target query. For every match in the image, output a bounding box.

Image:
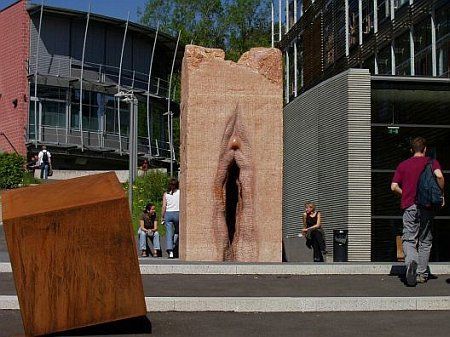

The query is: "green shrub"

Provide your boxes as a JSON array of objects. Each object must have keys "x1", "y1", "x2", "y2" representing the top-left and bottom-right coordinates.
[
  {"x1": 22, "y1": 171, "x2": 40, "y2": 186},
  {"x1": 0, "y1": 153, "x2": 25, "y2": 189},
  {"x1": 124, "y1": 170, "x2": 169, "y2": 235}
]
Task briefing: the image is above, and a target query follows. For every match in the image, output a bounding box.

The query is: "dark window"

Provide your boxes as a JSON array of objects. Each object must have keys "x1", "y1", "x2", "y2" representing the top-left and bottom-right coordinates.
[
  {"x1": 394, "y1": 31, "x2": 410, "y2": 75},
  {"x1": 377, "y1": 44, "x2": 392, "y2": 75},
  {"x1": 414, "y1": 18, "x2": 432, "y2": 76},
  {"x1": 371, "y1": 81, "x2": 450, "y2": 261}
]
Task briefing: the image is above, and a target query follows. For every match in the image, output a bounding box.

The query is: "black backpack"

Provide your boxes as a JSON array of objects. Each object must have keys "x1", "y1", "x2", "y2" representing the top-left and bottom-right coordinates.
[
  {"x1": 42, "y1": 151, "x2": 49, "y2": 164},
  {"x1": 416, "y1": 160, "x2": 443, "y2": 208}
]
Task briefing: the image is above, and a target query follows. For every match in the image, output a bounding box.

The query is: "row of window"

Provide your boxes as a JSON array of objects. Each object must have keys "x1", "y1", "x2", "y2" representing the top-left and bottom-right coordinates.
[
  {"x1": 28, "y1": 85, "x2": 167, "y2": 140},
  {"x1": 285, "y1": 2, "x2": 450, "y2": 97}
]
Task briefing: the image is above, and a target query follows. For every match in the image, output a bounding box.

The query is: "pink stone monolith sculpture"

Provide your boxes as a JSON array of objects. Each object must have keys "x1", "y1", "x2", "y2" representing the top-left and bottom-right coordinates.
[{"x1": 180, "y1": 45, "x2": 283, "y2": 262}]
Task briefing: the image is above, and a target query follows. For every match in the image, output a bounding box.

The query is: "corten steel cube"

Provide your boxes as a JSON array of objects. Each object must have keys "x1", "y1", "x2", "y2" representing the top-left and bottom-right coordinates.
[
  {"x1": 180, "y1": 45, "x2": 283, "y2": 262},
  {"x1": 2, "y1": 172, "x2": 146, "y2": 336}
]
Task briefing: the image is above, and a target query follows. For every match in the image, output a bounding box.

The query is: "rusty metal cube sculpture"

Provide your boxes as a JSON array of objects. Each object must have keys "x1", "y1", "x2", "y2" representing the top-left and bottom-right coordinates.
[{"x1": 2, "y1": 172, "x2": 146, "y2": 336}]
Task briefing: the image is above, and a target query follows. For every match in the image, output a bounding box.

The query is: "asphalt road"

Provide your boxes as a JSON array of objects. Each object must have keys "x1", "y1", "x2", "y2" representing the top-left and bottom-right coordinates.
[
  {"x1": 2, "y1": 273, "x2": 450, "y2": 297},
  {"x1": 1, "y1": 310, "x2": 450, "y2": 337}
]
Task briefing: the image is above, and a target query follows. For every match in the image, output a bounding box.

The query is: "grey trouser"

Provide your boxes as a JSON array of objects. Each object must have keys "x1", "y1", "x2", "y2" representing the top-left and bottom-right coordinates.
[{"x1": 402, "y1": 204, "x2": 433, "y2": 276}]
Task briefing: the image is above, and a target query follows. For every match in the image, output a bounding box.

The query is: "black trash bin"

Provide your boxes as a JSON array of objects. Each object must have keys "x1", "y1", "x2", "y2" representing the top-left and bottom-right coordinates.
[{"x1": 333, "y1": 229, "x2": 348, "y2": 262}]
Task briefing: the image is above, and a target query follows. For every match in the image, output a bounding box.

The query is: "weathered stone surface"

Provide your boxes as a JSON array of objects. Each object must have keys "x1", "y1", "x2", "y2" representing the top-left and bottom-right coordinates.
[
  {"x1": 2, "y1": 172, "x2": 146, "y2": 336},
  {"x1": 180, "y1": 45, "x2": 283, "y2": 262}
]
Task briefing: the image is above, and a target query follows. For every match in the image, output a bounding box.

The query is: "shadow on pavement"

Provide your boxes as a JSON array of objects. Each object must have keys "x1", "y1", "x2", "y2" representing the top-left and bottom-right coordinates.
[{"x1": 47, "y1": 315, "x2": 152, "y2": 336}]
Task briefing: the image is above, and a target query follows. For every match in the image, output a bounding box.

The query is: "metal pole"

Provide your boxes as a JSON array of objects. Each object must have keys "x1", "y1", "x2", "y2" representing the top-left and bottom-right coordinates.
[
  {"x1": 345, "y1": 0, "x2": 350, "y2": 57},
  {"x1": 34, "y1": 1, "x2": 44, "y2": 145},
  {"x1": 278, "y1": 0, "x2": 282, "y2": 41},
  {"x1": 431, "y1": 7, "x2": 437, "y2": 77},
  {"x1": 285, "y1": 50, "x2": 289, "y2": 103},
  {"x1": 128, "y1": 97, "x2": 135, "y2": 210},
  {"x1": 285, "y1": 0, "x2": 289, "y2": 33},
  {"x1": 271, "y1": 2, "x2": 274, "y2": 48},
  {"x1": 294, "y1": 0, "x2": 297, "y2": 23},
  {"x1": 374, "y1": 53, "x2": 379, "y2": 74},
  {"x1": 374, "y1": 0, "x2": 378, "y2": 34},
  {"x1": 117, "y1": 12, "x2": 130, "y2": 156},
  {"x1": 79, "y1": 4, "x2": 91, "y2": 151},
  {"x1": 65, "y1": 89, "x2": 69, "y2": 143},
  {"x1": 167, "y1": 31, "x2": 181, "y2": 177},
  {"x1": 358, "y1": 0, "x2": 363, "y2": 45},
  {"x1": 147, "y1": 25, "x2": 159, "y2": 156},
  {"x1": 293, "y1": 39, "x2": 298, "y2": 97},
  {"x1": 410, "y1": 27, "x2": 415, "y2": 76},
  {"x1": 391, "y1": 42, "x2": 396, "y2": 75},
  {"x1": 390, "y1": 0, "x2": 395, "y2": 21}
]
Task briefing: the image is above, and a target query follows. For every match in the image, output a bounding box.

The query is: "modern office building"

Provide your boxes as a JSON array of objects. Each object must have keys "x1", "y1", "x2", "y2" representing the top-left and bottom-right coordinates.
[
  {"x1": 280, "y1": 0, "x2": 450, "y2": 261},
  {"x1": 0, "y1": 0, "x2": 183, "y2": 170}
]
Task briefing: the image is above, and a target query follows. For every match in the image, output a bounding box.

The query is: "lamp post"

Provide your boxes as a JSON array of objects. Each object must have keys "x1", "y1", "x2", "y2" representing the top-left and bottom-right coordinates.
[{"x1": 115, "y1": 90, "x2": 138, "y2": 210}]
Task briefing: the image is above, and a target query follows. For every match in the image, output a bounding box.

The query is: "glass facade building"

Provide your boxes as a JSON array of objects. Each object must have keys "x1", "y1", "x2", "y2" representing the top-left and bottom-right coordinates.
[
  {"x1": 25, "y1": 4, "x2": 182, "y2": 169},
  {"x1": 280, "y1": 0, "x2": 450, "y2": 261},
  {"x1": 280, "y1": 0, "x2": 450, "y2": 101}
]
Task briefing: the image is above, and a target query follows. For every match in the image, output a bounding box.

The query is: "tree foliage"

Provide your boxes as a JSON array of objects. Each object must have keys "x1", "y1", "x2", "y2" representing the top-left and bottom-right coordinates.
[
  {"x1": 124, "y1": 170, "x2": 169, "y2": 233},
  {"x1": 139, "y1": 0, "x2": 271, "y2": 61}
]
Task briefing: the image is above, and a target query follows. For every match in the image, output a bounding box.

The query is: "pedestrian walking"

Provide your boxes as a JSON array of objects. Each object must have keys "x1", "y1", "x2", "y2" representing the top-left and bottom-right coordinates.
[
  {"x1": 391, "y1": 137, "x2": 445, "y2": 286},
  {"x1": 37, "y1": 145, "x2": 51, "y2": 179},
  {"x1": 162, "y1": 178, "x2": 180, "y2": 259}
]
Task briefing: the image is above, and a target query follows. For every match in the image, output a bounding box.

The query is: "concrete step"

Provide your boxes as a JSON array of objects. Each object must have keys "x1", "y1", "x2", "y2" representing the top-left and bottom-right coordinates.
[{"x1": 1, "y1": 273, "x2": 450, "y2": 312}]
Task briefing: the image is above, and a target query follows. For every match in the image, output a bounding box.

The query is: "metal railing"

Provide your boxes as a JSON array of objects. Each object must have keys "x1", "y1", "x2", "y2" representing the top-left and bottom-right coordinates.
[
  {"x1": 32, "y1": 125, "x2": 174, "y2": 160},
  {"x1": 28, "y1": 54, "x2": 171, "y2": 98}
]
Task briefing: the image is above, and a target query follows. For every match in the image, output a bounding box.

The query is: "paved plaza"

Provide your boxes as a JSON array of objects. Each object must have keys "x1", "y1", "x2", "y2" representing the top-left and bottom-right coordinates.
[{"x1": 1, "y1": 204, "x2": 450, "y2": 335}]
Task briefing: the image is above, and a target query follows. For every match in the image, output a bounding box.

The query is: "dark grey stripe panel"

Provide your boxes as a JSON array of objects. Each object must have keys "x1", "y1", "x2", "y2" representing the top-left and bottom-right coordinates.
[{"x1": 283, "y1": 69, "x2": 371, "y2": 261}]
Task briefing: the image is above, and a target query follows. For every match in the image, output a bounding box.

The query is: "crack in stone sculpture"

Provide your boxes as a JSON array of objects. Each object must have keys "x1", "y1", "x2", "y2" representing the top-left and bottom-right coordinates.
[{"x1": 213, "y1": 108, "x2": 257, "y2": 261}]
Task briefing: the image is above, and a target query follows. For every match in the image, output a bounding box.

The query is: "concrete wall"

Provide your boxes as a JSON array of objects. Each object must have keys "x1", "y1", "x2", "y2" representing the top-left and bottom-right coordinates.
[
  {"x1": 283, "y1": 69, "x2": 372, "y2": 261},
  {"x1": 0, "y1": 0, "x2": 29, "y2": 155}
]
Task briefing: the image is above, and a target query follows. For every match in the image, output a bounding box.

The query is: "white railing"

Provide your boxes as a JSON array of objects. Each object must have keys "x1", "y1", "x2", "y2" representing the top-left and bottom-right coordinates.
[{"x1": 32, "y1": 125, "x2": 173, "y2": 159}]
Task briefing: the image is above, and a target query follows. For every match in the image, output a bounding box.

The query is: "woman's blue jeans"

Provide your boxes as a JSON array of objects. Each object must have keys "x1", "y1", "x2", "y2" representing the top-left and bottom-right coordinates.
[{"x1": 165, "y1": 211, "x2": 179, "y2": 251}]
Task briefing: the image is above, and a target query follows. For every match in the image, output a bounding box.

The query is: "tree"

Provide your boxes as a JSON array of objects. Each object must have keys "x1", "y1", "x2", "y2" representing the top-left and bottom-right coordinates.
[
  {"x1": 139, "y1": 0, "x2": 225, "y2": 50},
  {"x1": 224, "y1": 0, "x2": 271, "y2": 61},
  {"x1": 139, "y1": 0, "x2": 271, "y2": 61}
]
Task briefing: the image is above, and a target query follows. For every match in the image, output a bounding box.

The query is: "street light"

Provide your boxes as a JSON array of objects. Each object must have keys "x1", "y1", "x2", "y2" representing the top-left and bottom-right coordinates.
[{"x1": 115, "y1": 90, "x2": 138, "y2": 210}]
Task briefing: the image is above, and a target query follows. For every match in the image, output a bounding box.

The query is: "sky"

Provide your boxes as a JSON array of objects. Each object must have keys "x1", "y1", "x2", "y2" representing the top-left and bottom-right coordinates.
[{"x1": 0, "y1": 0, "x2": 148, "y2": 23}]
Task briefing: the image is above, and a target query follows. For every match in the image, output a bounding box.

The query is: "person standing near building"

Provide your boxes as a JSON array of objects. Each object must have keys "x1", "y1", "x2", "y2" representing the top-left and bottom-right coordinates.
[
  {"x1": 38, "y1": 145, "x2": 51, "y2": 180},
  {"x1": 391, "y1": 137, "x2": 445, "y2": 286},
  {"x1": 162, "y1": 178, "x2": 180, "y2": 259}
]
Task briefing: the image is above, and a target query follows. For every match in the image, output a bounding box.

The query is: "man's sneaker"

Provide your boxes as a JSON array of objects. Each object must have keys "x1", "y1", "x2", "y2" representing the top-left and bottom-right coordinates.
[
  {"x1": 406, "y1": 260, "x2": 418, "y2": 286},
  {"x1": 416, "y1": 274, "x2": 428, "y2": 284},
  {"x1": 168, "y1": 251, "x2": 174, "y2": 258}
]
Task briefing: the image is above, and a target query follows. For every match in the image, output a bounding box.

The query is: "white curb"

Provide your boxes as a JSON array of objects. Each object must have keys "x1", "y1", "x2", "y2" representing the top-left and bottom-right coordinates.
[
  {"x1": 2, "y1": 262, "x2": 450, "y2": 275},
  {"x1": 2, "y1": 296, "x2": 450, "y2": 312}
]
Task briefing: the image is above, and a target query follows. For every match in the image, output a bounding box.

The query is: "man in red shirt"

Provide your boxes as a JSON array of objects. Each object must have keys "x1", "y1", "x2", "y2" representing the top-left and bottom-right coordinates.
[{"x1": 391, "y1": 137, "x2": 445, "y2": 286}]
